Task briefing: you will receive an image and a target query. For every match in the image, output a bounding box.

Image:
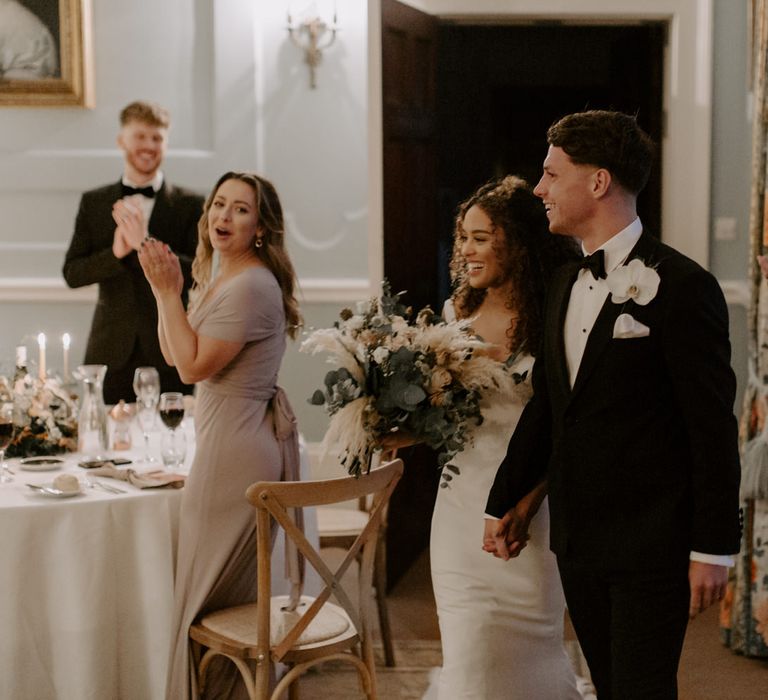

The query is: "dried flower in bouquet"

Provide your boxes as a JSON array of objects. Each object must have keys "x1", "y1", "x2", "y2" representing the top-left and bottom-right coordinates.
[{"x1": 301, "y1": 282, "x2": 511, "y2": 477}]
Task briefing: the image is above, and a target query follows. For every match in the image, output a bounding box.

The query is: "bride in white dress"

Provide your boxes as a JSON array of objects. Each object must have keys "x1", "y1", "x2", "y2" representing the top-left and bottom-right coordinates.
[{"x1": 427, "y1": 176, "x2": 583, "y2": 699}]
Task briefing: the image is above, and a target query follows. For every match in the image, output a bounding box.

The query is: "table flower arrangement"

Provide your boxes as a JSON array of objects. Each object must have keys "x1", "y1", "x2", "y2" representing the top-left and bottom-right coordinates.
[
  {"x1": 0, "y1": 374, "x2": 77, "y2": 457},
  {"x1": 301, "y1": 282, "x2": 510, "y2": 477}
]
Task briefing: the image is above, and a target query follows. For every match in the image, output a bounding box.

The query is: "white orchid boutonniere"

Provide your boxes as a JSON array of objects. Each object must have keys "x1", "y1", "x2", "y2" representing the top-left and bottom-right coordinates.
[
  {"x1": 606, "y1": 258, "x2": 659, "y2": 339},
  {"x1": 606, "y1": 258, "x2": 660, "y2": 306}
]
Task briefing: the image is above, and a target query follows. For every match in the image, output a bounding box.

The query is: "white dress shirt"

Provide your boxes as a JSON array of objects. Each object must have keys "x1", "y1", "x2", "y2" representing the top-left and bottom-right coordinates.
[
  {"x1": 564, "y1": 218, "x2": 733, "y2": 568},
  {"x1": 564, "y1": 218, "x2": 643, "y2": 382},
  {"x1": 121, "y1": 171, "x2": 164, "y2": 225}
]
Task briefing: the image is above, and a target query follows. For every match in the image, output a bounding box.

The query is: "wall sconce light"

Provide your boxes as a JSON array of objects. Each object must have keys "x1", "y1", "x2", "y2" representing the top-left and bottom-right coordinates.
[{"x1": 287, "y1": 9, "x2": 338, "y2": 89}]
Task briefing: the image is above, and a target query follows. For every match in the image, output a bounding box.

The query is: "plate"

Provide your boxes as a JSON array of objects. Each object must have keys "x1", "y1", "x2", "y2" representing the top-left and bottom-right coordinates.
[
  {"x1": 19, "y1": 457, "x2": 65, "y2": 472},
  {"x1": 26, "y1": 482, "x2": 83, "y2": 498}
]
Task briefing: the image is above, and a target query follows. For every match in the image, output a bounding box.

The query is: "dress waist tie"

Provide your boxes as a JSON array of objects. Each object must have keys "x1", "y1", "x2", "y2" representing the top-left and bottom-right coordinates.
[{"x1": 269, "y1": 386, "x2": 304, "y2": 610}]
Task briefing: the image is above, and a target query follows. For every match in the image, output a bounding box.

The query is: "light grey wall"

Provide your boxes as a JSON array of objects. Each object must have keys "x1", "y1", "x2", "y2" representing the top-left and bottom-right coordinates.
[
  {"x1": 710, "y1": 0, "x2": 751, "y2": 408},
  {"x1": 255, "y1": 1, "x2": 371, "y2": 440}
]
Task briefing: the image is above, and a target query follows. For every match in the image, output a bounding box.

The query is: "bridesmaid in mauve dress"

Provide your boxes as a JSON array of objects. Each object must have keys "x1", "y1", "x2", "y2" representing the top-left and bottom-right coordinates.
[{"x1": 139, "y1": 171, "x2": 302, "y2": 699}]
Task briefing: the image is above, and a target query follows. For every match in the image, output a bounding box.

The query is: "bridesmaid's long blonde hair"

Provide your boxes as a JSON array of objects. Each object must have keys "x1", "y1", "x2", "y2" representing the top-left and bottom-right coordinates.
[{"x1": 190, "y1": 171, "x2": 302, "y2": 338}]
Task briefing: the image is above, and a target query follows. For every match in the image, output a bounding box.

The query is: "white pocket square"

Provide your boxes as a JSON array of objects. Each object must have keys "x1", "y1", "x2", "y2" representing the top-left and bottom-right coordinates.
[{"x1": 613, "y1": 313, "x2": 650, "y2": 339}]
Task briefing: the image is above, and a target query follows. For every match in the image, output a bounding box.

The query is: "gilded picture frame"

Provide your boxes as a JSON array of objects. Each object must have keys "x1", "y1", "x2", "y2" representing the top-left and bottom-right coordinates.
[{"x1": 0, "y1": 0, "x2": 94, "y2": 107}]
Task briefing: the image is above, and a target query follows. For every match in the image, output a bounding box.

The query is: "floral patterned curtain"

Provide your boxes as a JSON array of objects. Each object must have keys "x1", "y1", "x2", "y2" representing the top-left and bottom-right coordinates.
[{"x1": 721, "y1": 0, "x2": 768, "y2": 657}]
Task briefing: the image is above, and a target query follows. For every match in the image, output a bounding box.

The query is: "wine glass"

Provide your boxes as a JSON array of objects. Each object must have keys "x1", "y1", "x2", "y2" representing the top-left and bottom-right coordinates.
[
  {"x1": 159, "y1": 392, "x2": 186, "y2": 471},
  {"x1": 133, "y1": 367, "x2": 160, "y2": 464},
  {"x1": 0, "y1": 403, "x2": 14, "y2": 483}
]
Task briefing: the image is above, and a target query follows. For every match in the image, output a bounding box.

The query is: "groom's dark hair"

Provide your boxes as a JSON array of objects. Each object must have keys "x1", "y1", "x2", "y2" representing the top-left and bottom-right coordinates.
[{"x1": 547, "y1": 110, "x2": 655, "y2": 195}]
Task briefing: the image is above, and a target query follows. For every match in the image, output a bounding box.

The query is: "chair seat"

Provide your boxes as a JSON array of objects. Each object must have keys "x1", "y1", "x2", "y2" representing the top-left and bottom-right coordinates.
[
  {"x1": 316, "y1": 507, "x2": 370, "y2": 538},
  {"x1": 198, "y1": 594, "x2": 355, "y2": 648}
]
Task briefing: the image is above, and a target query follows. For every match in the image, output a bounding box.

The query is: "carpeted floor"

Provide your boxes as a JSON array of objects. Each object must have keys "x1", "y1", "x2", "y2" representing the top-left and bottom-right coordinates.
[
  {"x1": 297, "y1": 640, "x2": 441, "y2": 699},
  {"x1": 299, "y1": 548, "x2": 768, "y2": 699},
  {"x1": 289, "y1": 639, "x2": 598, "y2": 699}
]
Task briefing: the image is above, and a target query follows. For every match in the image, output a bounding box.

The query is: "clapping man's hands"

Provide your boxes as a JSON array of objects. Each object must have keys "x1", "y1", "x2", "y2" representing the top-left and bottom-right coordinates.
[{"x1": 112, "y1": 197, "x2": 148, "y2": 258}]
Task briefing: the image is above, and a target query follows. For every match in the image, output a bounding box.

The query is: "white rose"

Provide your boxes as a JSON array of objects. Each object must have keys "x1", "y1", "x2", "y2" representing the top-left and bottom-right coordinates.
[{"x1": 347, "y1": 316, "x2": 364, "y2": 331}]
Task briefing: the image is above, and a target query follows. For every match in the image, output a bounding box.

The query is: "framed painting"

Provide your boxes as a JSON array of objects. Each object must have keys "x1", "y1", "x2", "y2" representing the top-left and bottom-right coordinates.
[{"x1": 0, "y1": 0, "x2": 93, "y2": 107}]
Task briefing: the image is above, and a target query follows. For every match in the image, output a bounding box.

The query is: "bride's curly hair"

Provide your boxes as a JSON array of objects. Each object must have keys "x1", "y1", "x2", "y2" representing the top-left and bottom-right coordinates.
[{"x1": 450, "y1": 175, "x2": 578, "y2": 356}]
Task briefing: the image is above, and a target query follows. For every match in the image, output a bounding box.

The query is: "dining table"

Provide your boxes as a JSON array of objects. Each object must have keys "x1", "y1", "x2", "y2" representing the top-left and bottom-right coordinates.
[{"x1": 0, "y1": 418, "x2": 316, "y2": 700}]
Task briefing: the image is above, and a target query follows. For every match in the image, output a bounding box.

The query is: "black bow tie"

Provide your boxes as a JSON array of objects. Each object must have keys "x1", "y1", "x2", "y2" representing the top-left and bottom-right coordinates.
[
  {"x1": 579, "y1": 249, "x2": 606, "y2": 280},
  {"x1": 122, "y1": 184, "x2": 156, "y2": 198}
]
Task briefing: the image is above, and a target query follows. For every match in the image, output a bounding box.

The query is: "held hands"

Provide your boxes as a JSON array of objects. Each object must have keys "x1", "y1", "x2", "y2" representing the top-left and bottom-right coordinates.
[
  {"x1": 688, "y1": 561, "x2": 728, "y2": 619},
  {"x1": 482, "y1": 509, "x2": 531, "y2": 561},
  {"x1": 482, "y1": 481, "x2": 547, "y2": 560},
  {"x1": 112, "y1": 197, "x2": 148, "y2": 257},
  {"x1": 138, "y1": 237, "x2": 183, "y2": 298}
]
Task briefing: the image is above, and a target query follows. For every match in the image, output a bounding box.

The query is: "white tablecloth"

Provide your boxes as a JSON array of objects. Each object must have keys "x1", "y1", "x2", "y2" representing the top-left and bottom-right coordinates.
[{"x1": 0, "y1": 420, "x2": 316, "y2": 700}]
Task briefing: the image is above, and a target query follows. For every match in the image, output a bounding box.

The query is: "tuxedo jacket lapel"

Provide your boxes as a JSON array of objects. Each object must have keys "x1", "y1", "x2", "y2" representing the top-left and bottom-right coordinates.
[
  {"x1": 548, "y1": 262, "x2": 580, "y2": 400},
  {"x1": 569, "y1": 295, "x2": 623, "y2": 398},
  {"x1": 148, "y1": 183, "x2": 171, "y2": 240}
]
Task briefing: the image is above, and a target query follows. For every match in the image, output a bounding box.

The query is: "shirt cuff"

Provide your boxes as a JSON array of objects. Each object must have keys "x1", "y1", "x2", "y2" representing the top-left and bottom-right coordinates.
[{"x1": 689, "y1": 551, "x2": 735, "y2": 568}]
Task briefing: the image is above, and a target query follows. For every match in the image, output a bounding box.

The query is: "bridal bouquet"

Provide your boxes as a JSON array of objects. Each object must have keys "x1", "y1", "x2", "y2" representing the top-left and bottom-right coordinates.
[{"x1": 301, "y1": 282, "x2": 510, "y2": 477}]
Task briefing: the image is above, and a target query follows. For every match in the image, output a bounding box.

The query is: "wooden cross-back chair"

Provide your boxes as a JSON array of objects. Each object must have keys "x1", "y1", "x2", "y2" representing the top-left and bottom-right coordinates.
[
  {"x1": 316, "y1": 456, "x2": 397, "y2": 667},
  {"x1": 189, "y1": 458, "x2": 404, "y2": 700}
]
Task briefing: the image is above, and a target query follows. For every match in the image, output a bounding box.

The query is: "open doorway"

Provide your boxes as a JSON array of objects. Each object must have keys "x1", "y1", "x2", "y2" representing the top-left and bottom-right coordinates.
[
  {"x1": 435, "y1": 21, "x2": 664, "y2": 299},
  {"x1": 380, "y1": 0, "x2": 665, "y2": 586}
]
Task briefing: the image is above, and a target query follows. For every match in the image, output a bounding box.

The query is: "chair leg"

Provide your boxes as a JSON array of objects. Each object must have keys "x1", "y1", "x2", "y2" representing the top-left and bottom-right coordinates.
[
  {"x1": 374, "y1": 538, "x2": 396, "y2": 667},
  {"x1": 254, "y1": 656, "x2": 271, "y2": 700},
  {"x1": 190, "y1": 640, "x2": 203, "y2": 697},
  {"x1": 361, "y1": 634, "x2": 379, "y2": 700}
]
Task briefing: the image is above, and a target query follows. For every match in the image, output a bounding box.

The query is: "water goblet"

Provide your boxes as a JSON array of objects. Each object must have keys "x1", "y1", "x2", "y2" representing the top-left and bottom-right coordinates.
[
  {"x1": 0, "y1": 403, "x2": 14, "y2": 483},
  {"x1": 133, "y1": 367, "x2": 160, "y2": 464},
  {"x1": 135, "y1": 403, "x2": 158, "y2": 465},
  {"x1": 133, "y1": 366, "x2": 160, "y2": 407},
  {"x1": 159, "y1": 392, "x2": 186, "y2": 471}
]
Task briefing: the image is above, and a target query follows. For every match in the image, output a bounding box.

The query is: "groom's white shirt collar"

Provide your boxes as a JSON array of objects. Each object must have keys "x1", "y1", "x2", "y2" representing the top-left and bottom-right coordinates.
[{"x1": 584, "y1": 217, "x2": 643, "y2": 274}]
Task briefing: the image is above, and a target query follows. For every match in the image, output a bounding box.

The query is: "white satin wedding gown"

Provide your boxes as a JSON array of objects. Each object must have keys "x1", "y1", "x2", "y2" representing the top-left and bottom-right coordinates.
[{"x1": 428, "y1": 330, "x2": 582, "y2": 699}]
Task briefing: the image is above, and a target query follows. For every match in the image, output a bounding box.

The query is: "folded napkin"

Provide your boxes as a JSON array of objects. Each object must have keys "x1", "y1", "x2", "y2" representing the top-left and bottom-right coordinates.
[{"x1": 89, "y1": 463, "x2": 186, "y2": 489}]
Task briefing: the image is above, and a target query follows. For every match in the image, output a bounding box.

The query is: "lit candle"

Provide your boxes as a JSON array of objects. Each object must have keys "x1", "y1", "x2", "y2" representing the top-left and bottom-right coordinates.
[
  {"x1": 37, "y1": 332, "x2": 46, "y2": 381},
  {"x1": 62, "y1": 333, "x2": 71, "y2": 383}
]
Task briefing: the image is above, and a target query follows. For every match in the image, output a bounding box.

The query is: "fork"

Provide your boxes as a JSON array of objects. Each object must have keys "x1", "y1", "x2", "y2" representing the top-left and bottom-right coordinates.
[{"x1": 82, "y1": 475, "x2": 126, "y2": 494}]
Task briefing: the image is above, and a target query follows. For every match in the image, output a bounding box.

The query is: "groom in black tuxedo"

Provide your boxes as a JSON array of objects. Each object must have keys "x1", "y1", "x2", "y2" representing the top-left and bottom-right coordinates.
[
  {"x1": 63, "y1": 101, "x2": 202, "y2": 404},
  {"x1": 484, "y1": 110, "x2": 741, "y2": 699}
]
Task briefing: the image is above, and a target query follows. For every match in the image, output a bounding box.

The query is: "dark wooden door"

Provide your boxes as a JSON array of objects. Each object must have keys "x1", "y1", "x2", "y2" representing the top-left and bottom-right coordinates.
[{"x1": 381, "y1": 0, "x2": 442, "y2": 588}]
